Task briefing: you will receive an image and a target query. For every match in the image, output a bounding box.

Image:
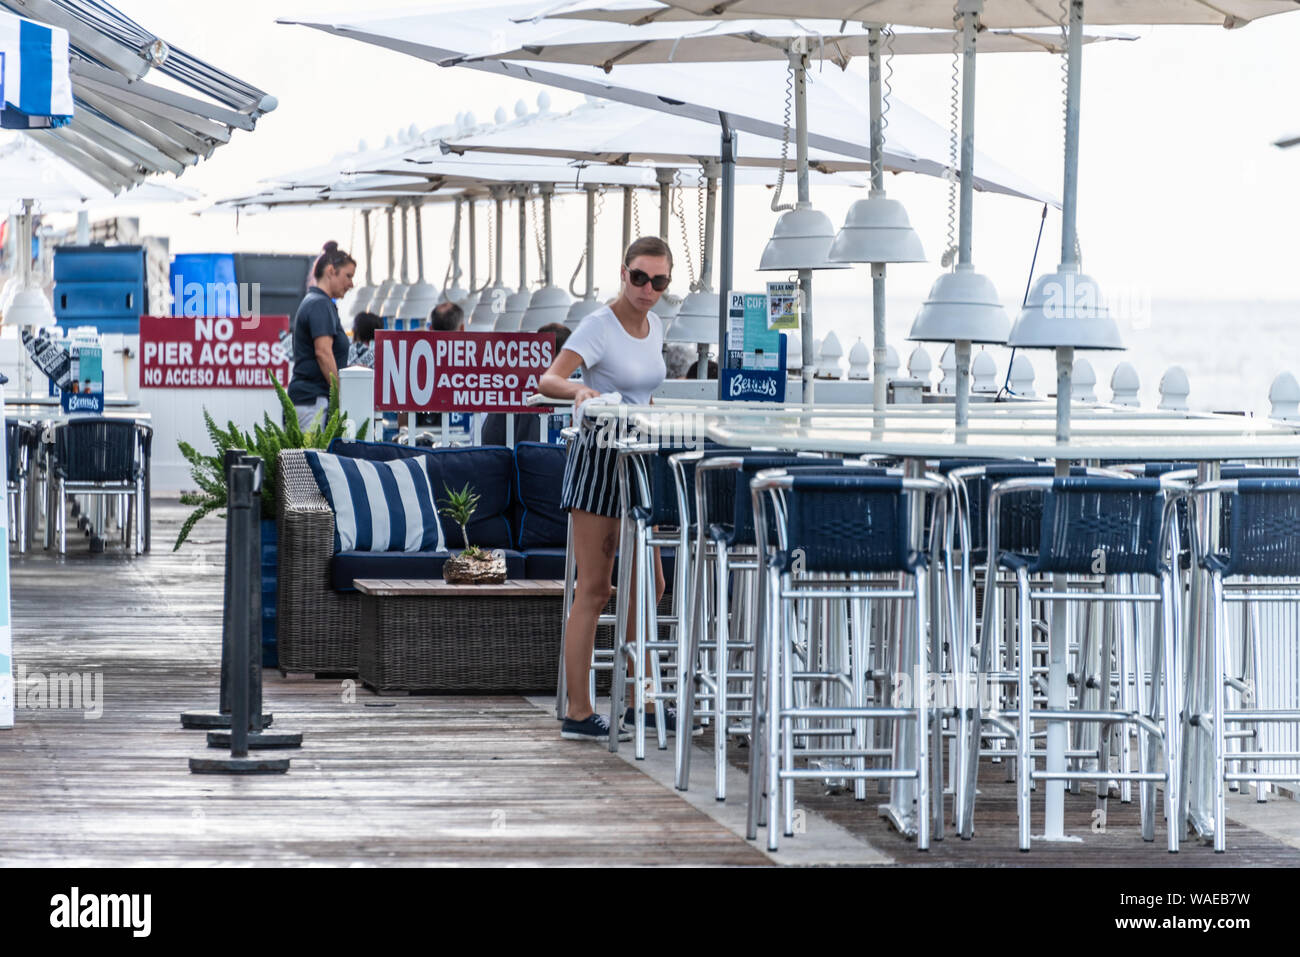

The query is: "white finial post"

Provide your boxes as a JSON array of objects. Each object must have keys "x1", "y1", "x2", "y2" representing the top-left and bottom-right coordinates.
[
  {"x1": 1109, "y1": 361, "x2": 1140, "y2": 407},
  {"x1": 847, "y1": 339, "x2": 872, "y2": 380},
  {"x1": 818, "y1": 331, "x2": 844, "y2": 380},
  {"x1": 907, "y1": 346, "x2": 932, "y2": 387},
  {"x1": 1269, "y1": 371, "x2": 1300, "y2": 421},
  {"x1": 1008, "y1": 354, "x2": 1035, "y2": 397},
  {"x1": 971, "y1": 350, "x2": 998, "y2": 393},
  {"x1": 1071, "y1": 357, "x2": 1097, "y2": 402},
  {"x1": 884, "y1": 344, "x2": 900, "y2": 383},
  {"x1": 786, "y1": 332, "x2": 803, "y2": 374},
  {"x1": 1158, "y1": 366, "x2": 1190, "y2": 411}
]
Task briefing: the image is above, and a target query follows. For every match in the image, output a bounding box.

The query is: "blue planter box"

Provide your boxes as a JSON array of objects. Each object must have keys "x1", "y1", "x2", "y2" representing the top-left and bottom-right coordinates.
[{"x1": 261, "y1": 518, "x2": 278, "y2": 668}]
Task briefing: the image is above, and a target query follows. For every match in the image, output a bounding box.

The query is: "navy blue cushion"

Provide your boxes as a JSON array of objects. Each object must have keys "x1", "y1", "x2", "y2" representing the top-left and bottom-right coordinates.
[
  {"x1": 331, "y1": 549, "x2": 527, "y2": 591},
  {"x1": 329, "y1": 439, "x2": 516, "y2": 549},
  {"x1": 515, "y1": 442, "x2": 568, "y2": 549},
  {"x1": 523, "y1": 548, "x2": 567, "y2": 580}
]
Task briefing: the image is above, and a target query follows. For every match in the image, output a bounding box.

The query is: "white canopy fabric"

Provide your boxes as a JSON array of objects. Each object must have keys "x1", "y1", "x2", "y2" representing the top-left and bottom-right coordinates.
[
  {"x1": 472, "y1": 15, "x2": 1127, "y2": 67},
  {"x1": 280, "y1": 4, "x2": 1057, "y2": 204},
  {"x1": 442, "y1": 97, "x2": 873, "y2": 170},
  {"x1": 539, "y1": 0, "x2": 1300, "y2": 28},
  {"x1": 0, "y1": 135, "x2": 196, "y2": 211}
]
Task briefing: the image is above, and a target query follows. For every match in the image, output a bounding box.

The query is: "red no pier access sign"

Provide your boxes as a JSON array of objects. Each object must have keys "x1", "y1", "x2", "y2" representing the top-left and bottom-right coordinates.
[
  {"x1": 139, "y1": 315, "x2": 291, "y2": 388},
  {"x1": 374, "y1": 330, "x2": 555, "y2": 413}
]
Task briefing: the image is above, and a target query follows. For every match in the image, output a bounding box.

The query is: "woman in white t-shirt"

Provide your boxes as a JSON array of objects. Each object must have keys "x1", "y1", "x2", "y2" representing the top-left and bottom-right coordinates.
[{"x1": 539, "y1": 236, "x2": 671, "y2": 743}]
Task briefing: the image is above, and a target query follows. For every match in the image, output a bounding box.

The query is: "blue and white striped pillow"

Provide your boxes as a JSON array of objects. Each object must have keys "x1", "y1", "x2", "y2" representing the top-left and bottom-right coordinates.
[{"x1": 303, "y1": 450, "x2": 446, "y2": 554}]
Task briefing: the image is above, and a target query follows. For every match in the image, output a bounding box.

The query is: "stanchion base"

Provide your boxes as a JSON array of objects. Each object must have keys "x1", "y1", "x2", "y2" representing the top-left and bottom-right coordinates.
[
  {"x1": 206, "y1": 730, "x2": 302, "y2": 749},
  {"x1": 189, "y1": 756, "x2": 290, "y2": 774},
  {"x1": 180, "y1": 711, "x2": 272, "y2": 730}
]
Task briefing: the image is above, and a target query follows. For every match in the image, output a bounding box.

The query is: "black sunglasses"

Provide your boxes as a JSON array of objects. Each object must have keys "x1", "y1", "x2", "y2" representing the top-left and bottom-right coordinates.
[{"x1": 626, "y1": 267, "x2": 670, "y2": 292}]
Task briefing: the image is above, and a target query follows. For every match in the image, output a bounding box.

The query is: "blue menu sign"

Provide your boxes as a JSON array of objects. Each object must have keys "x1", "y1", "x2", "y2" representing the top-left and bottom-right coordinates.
[{"x1": 721, "y1": 292, "x2": 787, "y2": 404}]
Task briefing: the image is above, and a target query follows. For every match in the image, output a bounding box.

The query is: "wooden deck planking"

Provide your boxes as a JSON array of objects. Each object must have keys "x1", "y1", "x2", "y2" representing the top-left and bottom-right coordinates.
[{"x1": 1, "y1": 501, "x2": 766, "y2": 867}]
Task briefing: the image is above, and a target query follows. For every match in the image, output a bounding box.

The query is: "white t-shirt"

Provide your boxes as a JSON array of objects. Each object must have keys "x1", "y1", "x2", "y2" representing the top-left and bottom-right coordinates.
[{"x1": 564, "y1": 305, "x2": 666, "y2": 407}]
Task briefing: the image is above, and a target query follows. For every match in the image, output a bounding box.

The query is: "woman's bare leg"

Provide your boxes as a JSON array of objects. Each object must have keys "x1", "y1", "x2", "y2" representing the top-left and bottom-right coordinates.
[{"x1": 564, "y1": 509, "x2": 620, "y2": 720}]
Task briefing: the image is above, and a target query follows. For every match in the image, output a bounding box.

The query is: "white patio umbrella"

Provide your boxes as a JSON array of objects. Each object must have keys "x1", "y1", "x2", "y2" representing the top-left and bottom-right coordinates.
[
  {"x1": 590, "y1": 0, "x2": 1297, "y2": 26},
  {"x1": 459, "y1": 11, "x2": 1117, "y2": 406}
]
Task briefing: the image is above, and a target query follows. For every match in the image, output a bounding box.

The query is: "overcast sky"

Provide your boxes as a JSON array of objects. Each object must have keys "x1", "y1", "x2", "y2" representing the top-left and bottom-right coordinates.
[{"x1": 53, "y1": 0, "x2": 1300, "y2": 308}]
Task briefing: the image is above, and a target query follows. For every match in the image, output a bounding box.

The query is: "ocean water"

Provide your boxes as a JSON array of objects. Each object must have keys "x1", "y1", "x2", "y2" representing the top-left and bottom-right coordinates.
[{"x1": 809, "y1": 296, "x2": 1299, "y2": 419}]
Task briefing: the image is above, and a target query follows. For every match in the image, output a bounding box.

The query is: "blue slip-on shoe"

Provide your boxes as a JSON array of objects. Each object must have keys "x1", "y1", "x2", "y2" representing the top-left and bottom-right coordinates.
[
  {"x1": 622, "y1": 706, "x2": 703, "y2": 737},
  {"x1": 561, "y1": 712, "x2": 631, "y2": 742}
]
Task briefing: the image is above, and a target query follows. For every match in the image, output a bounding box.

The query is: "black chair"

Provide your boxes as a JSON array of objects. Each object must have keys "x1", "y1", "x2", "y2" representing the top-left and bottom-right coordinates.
[
  {"x1": 48, "y1": 418, "x2": 151, "y2": 555},
  {"x1": 5, "y1": 420, "x2": 37, "y2": 553}
]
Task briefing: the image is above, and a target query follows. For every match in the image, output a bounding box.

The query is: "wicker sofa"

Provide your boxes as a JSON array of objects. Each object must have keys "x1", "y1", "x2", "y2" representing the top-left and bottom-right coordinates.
[{"x1": 276, "y1": 439, "x2": 574, "y2": 676}]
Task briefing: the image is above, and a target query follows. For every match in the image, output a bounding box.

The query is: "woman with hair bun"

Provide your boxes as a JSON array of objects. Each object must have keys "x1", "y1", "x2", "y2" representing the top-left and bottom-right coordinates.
[{"x1": 288, "y1": 241, "x2": 355, "y2": 430}]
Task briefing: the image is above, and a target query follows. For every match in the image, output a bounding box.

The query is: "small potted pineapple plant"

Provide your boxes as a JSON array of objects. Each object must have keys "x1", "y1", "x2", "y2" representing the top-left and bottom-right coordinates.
[{"x1": 439, "y1": 482, "x2": 506, "y2": 584}]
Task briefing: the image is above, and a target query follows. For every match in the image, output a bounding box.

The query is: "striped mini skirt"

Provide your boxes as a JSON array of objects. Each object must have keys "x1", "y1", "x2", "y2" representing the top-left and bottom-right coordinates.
[{"x1": 560, "y1": 419, "x2": 623, "y2": 519}]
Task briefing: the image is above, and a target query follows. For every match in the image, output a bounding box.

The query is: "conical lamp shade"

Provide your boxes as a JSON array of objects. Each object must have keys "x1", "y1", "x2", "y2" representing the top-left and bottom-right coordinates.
[
  {"x1": 496, "y1": 288, "x2": 531, "y2": 331},
  {"x1": 655, "y1": 293, "x2": 681, "y2": 323},
  {"x1": 6, "y1": 288, "x2": 54, "y2": 327},
  {"x1": 665, "y1": 290, "x2": 719, "y2": 344},
  {"x1": 829, "y1": 194, "x2": 926, "y2": 264},
  {"x1": 397, "y1": 281, "x2": 439, "y2": 322},
  {"x1": 471, "y1": 283, "x2": 509, "y2": 329},
  {"x1": 909, "y1": 265, "x2": 1009, "y2": 345},
  {"x1": 566, "y1": 297, "x2": 603, "y2": 330},
  {"x1": 457, "y1": 291, "x2": 483, "y2": 329},
  {"x1": 378, "y1": 283, "x2": 409, "y2": 319},
  {"x1": 440, "y1": 283, "x2": 468, "y2": 306},
  {"x1": 759, "y1": 206, "x2": 850, "y2": 272},
  {"x1": 521, "y1": 285, "x2": 572, "y2": 331},
  {"x1": 1007, "y1": 266, "x2": 1123, "y2": 350}
]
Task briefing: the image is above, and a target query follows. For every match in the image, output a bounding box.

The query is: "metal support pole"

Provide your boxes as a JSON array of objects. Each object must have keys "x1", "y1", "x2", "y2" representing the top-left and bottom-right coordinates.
[
  {"x1": 656, "y1": 168, "x2": 673, "y2": 241},
  {"x1": 517, "y1": 185, "x2": 529, "y2": 292},
  {"x1": 449, "y1": 198, "x2": 462, "y2": 288},
  {"x1": 414, "y1": 202, "x2": 426, "y2": 283},
  {"x1": 1061, "y1": 0, "x2": 1083, "y2": 269},
  {"x1": 869, "y1": 27, "x2": 889, "y2": 413},
  {"x1": 792, "y1": 50, "x2": 816, "y2": 406},
  {"x1": 698, "y1": 161, "x2": 720, "y2": 381},
  {"x1": 953, "y1": 0, "x2": 981, "y2": 427},
  {"x1": 399, "y1": 203, "x2": 410, "y2": 284},
  {"x1": 955, "y1": 339, "x2": 972, "y2": 427},
  {"x1": 492, "y1": 187, "x2": 506, "y2": 286},
  {"x1": 385, "y1": 207, "x2": 396, "y2": 282},
  {"x1": 717, "y1": 115, "x2": 737, "y2": 400},
  {"x1": 540, "y1": 183, "x2": 555, "y2": 287},
  {"x1": 584, "y1": 185, "x2": 598, "y2": 299},
  {"x1": 467, "y1": 198, "x2": 477, "y2": 290},
  {"x1": 621, "y1": 186, "x2": 634, "y2": 251},
  {"x1": 361, "y1": 209, "x2": 373, "y2": 287}
]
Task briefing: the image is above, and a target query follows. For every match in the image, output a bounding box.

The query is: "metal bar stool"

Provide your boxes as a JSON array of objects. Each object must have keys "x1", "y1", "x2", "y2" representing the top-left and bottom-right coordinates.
[
  {"x1": 674, "y1": 452, "x2": 853, "y2": 799},
  {"x1": 1186, "y1": 477, "x2": 1300, "y2": 851},
  {"x1": 988, "y1": 476, "x2": 1183, "y2": 852},
  {"x1": 49, "y1": 418, "x2": 151, "y2": 555},
  {"x1": 607, "y1": 439, "x2": 695, "y2": 759},
  {"x1": 5, "y1": 420, "x2": 36, "y2": 553},
  {"x1": 751, "y1": 471, "x2": 945, "y2": 852}
]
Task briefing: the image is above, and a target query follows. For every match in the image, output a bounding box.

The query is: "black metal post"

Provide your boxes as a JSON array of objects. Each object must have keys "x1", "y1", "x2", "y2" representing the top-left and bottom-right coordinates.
[{"x1": 717, "y1": 112, "x2": 737, "y2": 400}]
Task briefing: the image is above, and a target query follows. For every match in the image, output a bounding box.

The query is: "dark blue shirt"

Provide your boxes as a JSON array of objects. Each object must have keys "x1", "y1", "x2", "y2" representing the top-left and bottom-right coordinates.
[{"x1": 288, "y1": 286, "x2": 349, "y2": 404}]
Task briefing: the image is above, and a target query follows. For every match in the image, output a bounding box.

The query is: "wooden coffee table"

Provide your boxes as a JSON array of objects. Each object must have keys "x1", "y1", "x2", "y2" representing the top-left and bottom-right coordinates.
[{"x1": 353, "y1": 579, "x2": 567, "y2": 694}]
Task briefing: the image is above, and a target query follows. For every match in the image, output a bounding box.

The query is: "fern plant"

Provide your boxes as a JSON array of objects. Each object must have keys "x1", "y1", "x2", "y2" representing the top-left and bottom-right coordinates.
[
  {"x1": 174, "y1": 374, "x2": 367, "y2": 549},
  {"x1": 438, "y1": 482, "x2": 487, "y2": 560}
]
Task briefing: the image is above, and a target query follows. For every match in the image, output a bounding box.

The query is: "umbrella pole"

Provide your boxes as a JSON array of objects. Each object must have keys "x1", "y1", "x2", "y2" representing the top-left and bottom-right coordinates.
[
  {"x1": 449, "y1": 197, "x2": 462, "y2": 291},
  {"x1": 517, "y1": 185, "x2": 529, "y2": 292},
  {"x1": 415, "y1": 202, "x2": 426, "y2": 284},
  {"x1": 621, "y1": 186, "x2": 633, "y2": 252},
  {"x1": 1056, "y1": 0, "x2": 1085, "y2": 448},
  {"x1": 698, "y1": 160, "x2": 719, "y2": 380},
  {"x1": 792, "y1": 48, "x2": 815, "y2": 407},
  {"x1": 467, "y1": 198, "x2": 478, "y2": 292},
  {"x1": 385, "y1": 207, "x2": 396, "y2": 284},
  {"x1": 656, "y1": 168, "x2": 673, "y2": 242},
  {"x1": 953, "y1": 2, "x2": 981, "y2": 429},
  {"x1": 493, "y1": 187, "x2": 506, "y2": 287},
  {"x1": 362, "y1": 210, "x2": 373, "y2": 287},
  {"x1": 585, "y1": 185, "x2": 598, "y2": 300},
  {"x1": 869, "y1": 27, "x2": 888, "y2": 414},
  {"x1": 717, "y1": 116, "x2": 736, "y2": 401},
  {"x1": 18, "y1": 201, "x2": 33, "y2": 398},
  {"x1": 540, "y1": 183, "x2": 555, "y2": 287},
  {"x1": 399, "y1": 203, "x2": 410, "y2": 285}
]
